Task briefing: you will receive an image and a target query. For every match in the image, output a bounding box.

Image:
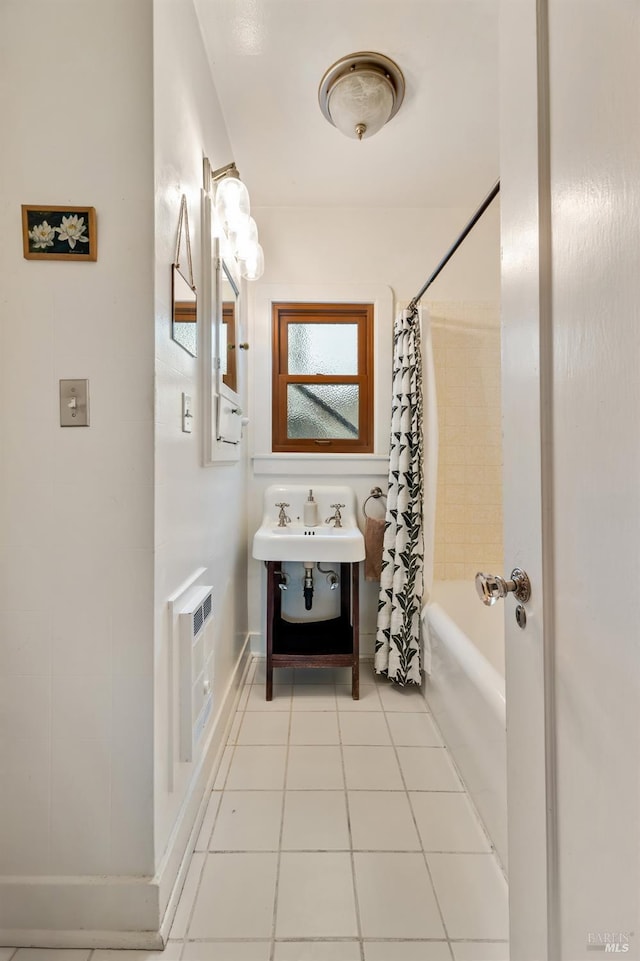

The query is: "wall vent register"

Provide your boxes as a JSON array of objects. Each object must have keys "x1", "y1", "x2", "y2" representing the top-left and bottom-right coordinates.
[{"x1": 178, "y1": 585, "x2": 214, "y2": 762}]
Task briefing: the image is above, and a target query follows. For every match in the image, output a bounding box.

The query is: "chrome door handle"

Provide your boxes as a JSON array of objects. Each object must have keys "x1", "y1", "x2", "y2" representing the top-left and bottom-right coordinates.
[{"x1": 475, "y1": 568, "x2": 531, "y2": 607}]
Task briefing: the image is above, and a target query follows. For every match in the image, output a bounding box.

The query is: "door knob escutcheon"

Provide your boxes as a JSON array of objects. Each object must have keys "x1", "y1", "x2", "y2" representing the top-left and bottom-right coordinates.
[{"x1": 475, "y1": 568, "x2": 531, "y2": 607}]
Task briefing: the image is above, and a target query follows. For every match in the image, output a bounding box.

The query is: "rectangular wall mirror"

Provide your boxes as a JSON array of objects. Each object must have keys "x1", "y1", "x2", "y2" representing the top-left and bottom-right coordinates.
[
  {"x1": 200, "y1": 174, "x2": 247, "y2": 463},
  {"x1": 172, "y1": 264, "x2": 198, "y2": 357},
  {"x1": 214, "y1": 252, "x2": 244, "y2": 446}
]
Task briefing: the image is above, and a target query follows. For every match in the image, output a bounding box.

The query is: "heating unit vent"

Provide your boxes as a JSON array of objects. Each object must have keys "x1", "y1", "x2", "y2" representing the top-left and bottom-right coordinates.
[{"x1": 177, "y1": 585, "x2": 214, "y2": 762}]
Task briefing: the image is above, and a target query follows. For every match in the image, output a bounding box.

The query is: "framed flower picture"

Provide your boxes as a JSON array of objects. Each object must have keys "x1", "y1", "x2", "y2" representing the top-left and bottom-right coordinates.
[{"x1": 21, "y1": 205, "x2": 97, "y2": 261}]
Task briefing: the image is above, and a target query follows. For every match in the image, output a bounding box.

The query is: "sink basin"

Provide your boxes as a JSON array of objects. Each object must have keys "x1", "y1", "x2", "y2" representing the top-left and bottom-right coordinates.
[{"x1": 252, "y1": 484, "x2": 365, "y2": 562}]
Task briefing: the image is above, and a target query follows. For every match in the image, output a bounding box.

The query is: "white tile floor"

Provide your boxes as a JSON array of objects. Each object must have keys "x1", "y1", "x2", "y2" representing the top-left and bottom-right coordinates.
[{"x1": 2, "y1": 660, "x2": 509, "y2": 961}]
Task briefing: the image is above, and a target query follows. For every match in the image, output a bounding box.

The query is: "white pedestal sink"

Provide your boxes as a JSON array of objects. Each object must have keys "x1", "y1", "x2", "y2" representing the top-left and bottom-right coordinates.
[{"x1": 252, "y1": 484, "x2": 365, "y2": 563}]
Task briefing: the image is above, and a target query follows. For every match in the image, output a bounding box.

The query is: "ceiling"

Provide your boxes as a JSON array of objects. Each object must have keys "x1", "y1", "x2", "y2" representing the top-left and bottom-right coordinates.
[{"x1": 193, "y1": 0, "x2": 499, "y2": 209}]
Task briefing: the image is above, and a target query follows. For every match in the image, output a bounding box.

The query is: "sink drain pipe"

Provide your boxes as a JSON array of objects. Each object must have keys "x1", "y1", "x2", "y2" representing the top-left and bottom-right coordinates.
[{"x1": 303, "y1": 562, "x2": 314, "y2": 610}]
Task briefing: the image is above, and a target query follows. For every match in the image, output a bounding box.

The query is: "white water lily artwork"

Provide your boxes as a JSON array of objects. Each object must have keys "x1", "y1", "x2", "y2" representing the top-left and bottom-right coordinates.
[{"x1": 22, "y1": 205, "x2": 97, "y2": 261}]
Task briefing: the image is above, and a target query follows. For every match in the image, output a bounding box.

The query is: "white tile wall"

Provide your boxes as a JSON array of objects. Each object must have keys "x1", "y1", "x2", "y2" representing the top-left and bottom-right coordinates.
[{"x1": 429, "y1": 303, "x2": 504, "y2": 581}]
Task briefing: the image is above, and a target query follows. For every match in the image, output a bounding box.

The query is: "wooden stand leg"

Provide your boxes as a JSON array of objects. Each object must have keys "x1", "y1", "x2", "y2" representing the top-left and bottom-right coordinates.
[
  {"x1": 352, "y1": 561, "x2": 360, "y2": 700},
  {"x1": 266, "y1": 561, "x2": 276, "y2": 701}
]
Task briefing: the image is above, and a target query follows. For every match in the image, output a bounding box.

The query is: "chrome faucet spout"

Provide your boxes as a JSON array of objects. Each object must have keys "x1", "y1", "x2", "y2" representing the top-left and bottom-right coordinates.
[{"x1": 325, "y1": 503, "x2": 345, "y2": 528}]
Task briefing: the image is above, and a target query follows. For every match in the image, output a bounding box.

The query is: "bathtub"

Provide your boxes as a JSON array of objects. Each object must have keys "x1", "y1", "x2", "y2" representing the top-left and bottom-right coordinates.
[{"x1": 423, "y1": 579, "x2": 508, "y2": 872}]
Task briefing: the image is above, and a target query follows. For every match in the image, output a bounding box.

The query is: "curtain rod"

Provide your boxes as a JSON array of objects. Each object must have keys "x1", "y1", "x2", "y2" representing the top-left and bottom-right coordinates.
[{"x1": 408, "y1": 179, "x2": 500, "y2": 312}]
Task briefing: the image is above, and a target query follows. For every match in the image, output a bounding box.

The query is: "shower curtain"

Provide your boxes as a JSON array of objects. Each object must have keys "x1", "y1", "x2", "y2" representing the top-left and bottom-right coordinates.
[{"x1": 375, "y1": 306, "x2": 425, "y2": 686}]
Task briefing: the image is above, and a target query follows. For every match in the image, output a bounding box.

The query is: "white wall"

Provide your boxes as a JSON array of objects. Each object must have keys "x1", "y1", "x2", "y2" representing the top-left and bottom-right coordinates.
[
  {"x1": 247, "y1": 204, "x2": 500, "y2": 656},
  {"x1": 153, "y1": 0, "x2": 250, "y2": 884},
  {"x1": 0, "y1": 0, "x2": 156, "y2": 940}
]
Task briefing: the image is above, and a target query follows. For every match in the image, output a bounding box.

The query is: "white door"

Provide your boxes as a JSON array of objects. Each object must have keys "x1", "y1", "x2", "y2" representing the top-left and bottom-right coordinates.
[
  {"x1": 501, "y1": 2, "x2": 640, "y2": 959},
  {"x1": 501, "y1": 3, "x2": 553, "y2": 957}
]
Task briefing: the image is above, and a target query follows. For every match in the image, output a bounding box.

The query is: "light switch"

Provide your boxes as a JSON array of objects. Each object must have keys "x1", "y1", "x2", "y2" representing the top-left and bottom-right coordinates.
[
  {"x1": 182, "y1": 393, "x2": 193, "y2": 433},
  {"x1": 60, "y1": 379, "x2": 89, "y2": 427}
]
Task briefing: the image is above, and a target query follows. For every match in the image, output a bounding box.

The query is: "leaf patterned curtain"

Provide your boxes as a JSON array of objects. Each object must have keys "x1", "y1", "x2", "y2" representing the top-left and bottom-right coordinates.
[{"x1": 375, "y1": 307, "x2": 424, "y2": 686}]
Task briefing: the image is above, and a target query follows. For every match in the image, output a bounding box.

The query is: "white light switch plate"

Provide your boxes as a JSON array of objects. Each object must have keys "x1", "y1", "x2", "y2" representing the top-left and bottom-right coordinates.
[{"x1": 182, "y1": 393, "x2": 193, "y2": 433}]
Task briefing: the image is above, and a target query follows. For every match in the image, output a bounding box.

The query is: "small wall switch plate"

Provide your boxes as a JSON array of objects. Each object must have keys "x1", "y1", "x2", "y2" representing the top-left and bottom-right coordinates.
[
  {"x1": 182, "y1": 393, "x2": 193, "y2": 433},
  {"x1": 60, "y1": 379, "x2": 89, "y2": 427}
]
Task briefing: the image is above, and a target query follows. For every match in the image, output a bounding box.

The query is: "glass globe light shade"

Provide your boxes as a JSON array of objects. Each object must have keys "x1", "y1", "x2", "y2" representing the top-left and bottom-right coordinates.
[
  {"x1": 230, "y1": 216, "x2": 259, "y2": 261},
  {"x1": 215, "y1": 176, "x2": 250, "y2": 233},
  {"x1": 328, "y1": 68, "x2": 394, "y2": 140},
  {"x1": 239, "y1": 242, "x2": 264, "y2": 282}
]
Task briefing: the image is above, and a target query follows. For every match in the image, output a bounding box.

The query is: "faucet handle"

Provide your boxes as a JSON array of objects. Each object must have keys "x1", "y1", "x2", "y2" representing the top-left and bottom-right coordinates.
[
  {"x1": 275, "y1": 502, "x2": 291, "y2": 527},
  {"x1": 330, "y1": 503, "x2": 345, "y2": 510}
]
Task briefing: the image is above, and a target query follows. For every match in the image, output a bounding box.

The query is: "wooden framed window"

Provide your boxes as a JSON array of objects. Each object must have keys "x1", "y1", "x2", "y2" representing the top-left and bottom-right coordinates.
[{"x1": 272, "y1": 302, "x2": 374, "y2": 453}]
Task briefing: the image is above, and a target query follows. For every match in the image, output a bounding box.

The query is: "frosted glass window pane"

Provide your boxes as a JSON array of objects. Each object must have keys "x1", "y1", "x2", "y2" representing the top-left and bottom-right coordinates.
[
  {"x1": 287, "y1": 384, "x2": 359, "y2": 439},
  {"x1": 173, "y1": 323, "x2": 197, "y2": 357},
  {"x1": 288, "y1": 324, "x2": 358, "y2": 375}
]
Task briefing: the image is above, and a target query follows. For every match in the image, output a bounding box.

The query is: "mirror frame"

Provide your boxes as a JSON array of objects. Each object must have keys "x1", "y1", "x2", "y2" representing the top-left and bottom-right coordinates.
[
  {"x1": 214, "y1": 250, "x2": 243, "y2": 445},
  {"x1": 201, "y1": 179, "x2": 246, "y2": 465}
]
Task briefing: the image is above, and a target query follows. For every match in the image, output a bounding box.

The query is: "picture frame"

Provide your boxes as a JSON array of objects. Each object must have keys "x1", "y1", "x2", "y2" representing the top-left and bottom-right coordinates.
[{"x1": 21, "y1": 205, "x2": 97, "y2": 261}]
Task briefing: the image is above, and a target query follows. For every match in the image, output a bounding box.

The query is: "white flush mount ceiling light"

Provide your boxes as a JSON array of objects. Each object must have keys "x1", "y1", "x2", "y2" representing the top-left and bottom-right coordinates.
[
  {"x1": 211, "y1": 162, "x2": 264, "y2": 281},
  {"x1": 318, "y1": 51, "x2": 405, "y2": 141}
]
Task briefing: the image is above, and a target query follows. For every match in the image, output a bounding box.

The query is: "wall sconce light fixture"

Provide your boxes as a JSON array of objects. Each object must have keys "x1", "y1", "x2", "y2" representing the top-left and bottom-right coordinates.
[
  {"x1": 211, "y1": 162, "x2": 264, "y2": 281},
  {"x1": 318, "y1": 51, "x2": 405, "y2": 141}
]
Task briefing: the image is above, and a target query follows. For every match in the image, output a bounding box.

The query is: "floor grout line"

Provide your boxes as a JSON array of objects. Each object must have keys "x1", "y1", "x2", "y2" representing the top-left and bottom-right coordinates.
[
  {"x1": 378, "y1": 681, "x2": 456, "y2": 959},
  {"x1": 337, "y1": 690, "x2": 366, "y2": 961},
  {"x1": 177, "y1": 936, "x2": 508, "y2": 942},
  {"x1": 203, "y1": 847, "x2": 497, "y2": 854},
  {"x1": 269, "y1": 661, "x2": 294, "y2": 961}
]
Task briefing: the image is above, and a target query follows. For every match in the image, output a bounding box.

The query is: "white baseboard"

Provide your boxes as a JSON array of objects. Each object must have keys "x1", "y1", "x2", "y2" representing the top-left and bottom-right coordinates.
[
  {"x1": 0, "y1": 927, "x2": 164, "y2": 952},
  {"x1": 0, "y1": 635, "x2": 252, "y2": 951},
  {"x1": 0, "y1": 878, "x2": 162, "y2": 951}
]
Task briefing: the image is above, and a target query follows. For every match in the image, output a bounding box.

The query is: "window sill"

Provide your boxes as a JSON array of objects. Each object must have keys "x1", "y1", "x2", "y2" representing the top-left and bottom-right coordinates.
[{"x1": 252, "y1": 453, "x2": 390, "y2": 476}]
